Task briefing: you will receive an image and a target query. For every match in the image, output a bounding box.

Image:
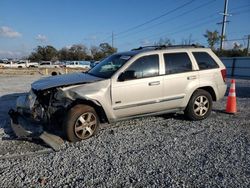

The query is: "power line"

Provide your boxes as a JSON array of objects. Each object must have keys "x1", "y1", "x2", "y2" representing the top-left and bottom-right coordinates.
[
  {"x1": 118, "y1": 4, "x2": 249, "y2": 49},
  {"x1": 102, "y1": 0, "x2": 196, "y2": 44},
  {"x1": 224, "y1": 38, "x2": 248, "y2": 41},
  {"x1": 117, "y1": 15, "x2": 220, "y2": 48},
  {"x1": 114, "y1": 0, "x2": 216, "y2": 40},
  {"x1": 137, "y1": 13, "x2": 219, "y2": 42},
  {"x1": 231, "y1": 9, "x2": 250, "y2": 15},
  {"x1": 147, "y1": 17, "x2": 220, "y2": 42},
  {"x1": 229, "y1": 3, "x2": 250, "y2": 11},
  {"x1": 114, "y1": 0, "x2": 196, "y2": 37}
]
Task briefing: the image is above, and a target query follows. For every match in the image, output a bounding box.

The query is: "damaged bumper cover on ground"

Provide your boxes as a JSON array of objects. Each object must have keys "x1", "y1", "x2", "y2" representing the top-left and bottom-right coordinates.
[
  {"x1": 9, "y1": 109, "x2": 64, "y2": 151},
  {"x1": 8, "y1": 92, "x2": 64, "y2": 151}
]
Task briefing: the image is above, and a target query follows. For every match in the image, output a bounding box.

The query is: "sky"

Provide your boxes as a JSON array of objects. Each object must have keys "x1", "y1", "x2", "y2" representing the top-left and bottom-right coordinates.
[{"x1": 0, "y1": 0, "x2": 249, "y2": 58}]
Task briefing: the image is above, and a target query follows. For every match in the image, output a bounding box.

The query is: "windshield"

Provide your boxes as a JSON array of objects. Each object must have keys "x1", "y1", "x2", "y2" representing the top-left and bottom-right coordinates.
[{"x1": 88, "y1": 54, "x2": 132, "y2": 78}]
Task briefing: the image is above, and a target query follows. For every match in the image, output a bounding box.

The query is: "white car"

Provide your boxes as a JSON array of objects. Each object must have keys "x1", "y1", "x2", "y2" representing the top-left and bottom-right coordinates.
[
  {"x1": 1, "y1": 61, "x2": 20, "y2": 68},
  {"x1": 65, "y1": 61, "x2": 91, "y2": 69},
  {"x1": 16, "y1": 61, "x2": 39, "y2": 68},
  {"x1": 39, "y1": 62, "x2": 60, "y2": 68}
]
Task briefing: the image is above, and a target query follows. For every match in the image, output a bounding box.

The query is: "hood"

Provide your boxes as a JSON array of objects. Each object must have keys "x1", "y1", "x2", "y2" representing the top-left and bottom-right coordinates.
[{"x1": 31, "y1": 72, "x2": 103, "y2": 91}]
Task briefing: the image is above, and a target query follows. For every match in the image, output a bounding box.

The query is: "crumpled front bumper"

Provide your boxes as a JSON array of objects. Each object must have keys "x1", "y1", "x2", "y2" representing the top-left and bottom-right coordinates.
[{"x1": 8, "y1": 109, "x2": 64, "y2": 151}]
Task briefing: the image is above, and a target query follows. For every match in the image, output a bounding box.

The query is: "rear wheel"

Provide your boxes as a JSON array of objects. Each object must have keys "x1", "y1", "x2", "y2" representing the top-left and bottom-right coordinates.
[
  {"x1": 185, "y1": 89, "x2": 212, "y2": 120},
  {"x1": 63, "y1": 104, "x2": 99, "y2": 142}
]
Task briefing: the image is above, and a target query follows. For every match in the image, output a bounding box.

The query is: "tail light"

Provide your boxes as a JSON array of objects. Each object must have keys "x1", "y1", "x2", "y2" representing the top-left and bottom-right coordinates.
[{"x1": 221, "y1": 69, "x2": 227, "y2": 82}]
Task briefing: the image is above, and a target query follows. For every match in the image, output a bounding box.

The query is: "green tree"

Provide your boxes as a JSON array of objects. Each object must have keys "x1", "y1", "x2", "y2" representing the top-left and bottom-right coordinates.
[
  {"x1": 155, "y1": 37, "x2": 174, "y2": 46},
  {"x1": 204, "y1": 30, "x2": 220, "y2": 50},
  {"x1": 68, "y1": 44, "x2": 88, "y2": 60},
  {"x1": 90, "y1": 43, "x2": 117, "y2": 61},
  {"x1": 28, "y1": 45, "x2": 58, "y2": 61},
  {"x1": 99, "y1": 43, "x2": 117, "y2": 57},
  {"x1": 90, "y1": 46, "x2": 103, "y2": 60},
  {"x1": 58, "y1": 47, "x2": 69, "y2": 61}
]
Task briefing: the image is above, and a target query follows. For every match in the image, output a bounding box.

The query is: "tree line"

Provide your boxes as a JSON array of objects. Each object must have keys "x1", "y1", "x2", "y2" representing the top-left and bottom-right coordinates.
[
  {"x1": 28, "y1": 30, "x2": 248, "y2": 62},
  {"x1": 204, "y1": 30, "x2": 249, "y2": 57},
  {"x1": 28, "y1": 43, "x2": 117, "y2": 62},
  {"x1": 155, "y1": 30, "x2": 249, "y2": 57}
]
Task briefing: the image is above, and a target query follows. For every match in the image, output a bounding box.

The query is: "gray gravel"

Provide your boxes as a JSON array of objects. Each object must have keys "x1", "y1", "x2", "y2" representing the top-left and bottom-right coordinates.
[{"x1": 0, "y1": 76, "x2": 249, "y2": 187}]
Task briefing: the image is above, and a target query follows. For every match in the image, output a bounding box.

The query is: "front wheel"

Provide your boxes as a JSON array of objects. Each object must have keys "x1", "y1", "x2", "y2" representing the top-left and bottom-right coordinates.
[
  {"x1": 63, "y1": 104, "x2": 99, "y2": 142},
  {"x1": 185, "y1": 89, "x2": 213, "y2": 120}
]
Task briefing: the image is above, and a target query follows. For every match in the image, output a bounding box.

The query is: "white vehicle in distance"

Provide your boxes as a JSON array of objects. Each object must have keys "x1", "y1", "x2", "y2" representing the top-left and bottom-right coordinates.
[
  {"x1": 1, "y1": 61, "x2": 20, "y2": 68},
  {"x1": 38, "y1": 61, "x2": 60, "y2": 68},
  {"x1": 17, "y1": 60, "x2": 39, "y2": 68},
  {"x1": 65, "y1": 61, "x2": 91, "y2": 69}
]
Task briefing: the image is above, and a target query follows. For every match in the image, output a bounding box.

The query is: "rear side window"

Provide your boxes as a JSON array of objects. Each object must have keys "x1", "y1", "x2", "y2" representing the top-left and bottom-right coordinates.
[
  {"x1": 193, "y1": 52, "x2": 219, "y2": 70},
  {"x1": 126, "y1": 55, "x2": 159, "y2": 79},
  {"x1": 164, "y1": 53, "x2": 192, "y2": 74}
]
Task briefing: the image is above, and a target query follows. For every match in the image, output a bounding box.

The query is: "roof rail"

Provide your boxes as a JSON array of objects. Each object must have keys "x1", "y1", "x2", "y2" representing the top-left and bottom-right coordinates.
[
  {"x1": 131, "y1": 45, "x2": 167, "y2": 51},
  {"x1": 131, "y1": 44, "x2": 205, "y2": 51}
]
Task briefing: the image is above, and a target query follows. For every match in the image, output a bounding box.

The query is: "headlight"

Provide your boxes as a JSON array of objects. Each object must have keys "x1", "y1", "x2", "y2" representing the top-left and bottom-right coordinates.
[
  {"x1": 16, "y1": 90, "x2": 37, "y2": 111},
  {"x1": 26, "y1": 90, "x2": 37, "y2": 109}
]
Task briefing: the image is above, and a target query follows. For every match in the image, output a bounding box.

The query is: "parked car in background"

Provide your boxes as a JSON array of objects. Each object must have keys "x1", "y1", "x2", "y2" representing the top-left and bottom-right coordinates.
[
  {"x1": 1, "y1": 61, "x2": 20, "y2": 68},
  {"x1": 17, "y1": 60, "x2": 38, "y2": 68},
  {"x1": 16, "y1": 61, "x2": 26, "y2": 68},
  {"x1": 27, "y1": 62, "x2": 39, "y2": 68},
  {"x1": 65, "y1": 61, "x2": 91, "y2": 69},
  {"x1": 0, "y1": 60, "x2": 38, "y2": 68},
  {"x1": 39, "y1": 61, "x2": 60, "y2": 68},
  {"x1": 0, "y1": 60, "x2": 5, "y2": 68}
]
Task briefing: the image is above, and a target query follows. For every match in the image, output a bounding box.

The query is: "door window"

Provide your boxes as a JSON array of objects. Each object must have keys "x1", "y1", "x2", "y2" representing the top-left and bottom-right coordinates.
[
  {"x1": 125, "y1": 55, "x2": 159, "y2": 79},
  {"x1": 192, "y1": 52, "x2": 219, "y2": 70},
  {"x1": 164, "y1": 53, "x2": 192, "y2": 74}
]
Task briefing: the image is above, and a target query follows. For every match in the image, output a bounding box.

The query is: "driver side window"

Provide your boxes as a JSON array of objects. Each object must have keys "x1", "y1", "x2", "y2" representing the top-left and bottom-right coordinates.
[{"x1": 125, "y1": 54, "x2": 159, "y2": 80}]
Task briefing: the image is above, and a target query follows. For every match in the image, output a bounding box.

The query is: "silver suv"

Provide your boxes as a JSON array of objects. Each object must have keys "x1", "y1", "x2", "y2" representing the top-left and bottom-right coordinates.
[{"x1": 10, "y1": 45, "x2": 227, "y2": 144}]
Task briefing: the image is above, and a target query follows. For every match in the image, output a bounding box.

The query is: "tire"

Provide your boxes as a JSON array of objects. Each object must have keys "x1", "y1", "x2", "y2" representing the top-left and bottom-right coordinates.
[
  {"x1": 184, "y1": 89, "x2": 213, "y2": 121},
  {"x1": 63, "y1": 104, "x2": 99, "y2": 142}
]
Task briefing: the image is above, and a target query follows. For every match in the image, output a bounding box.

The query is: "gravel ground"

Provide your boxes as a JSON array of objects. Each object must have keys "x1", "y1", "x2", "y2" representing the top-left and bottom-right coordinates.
[{"x1": 0, "y1": 75, "x2": 249, "y2": 187}]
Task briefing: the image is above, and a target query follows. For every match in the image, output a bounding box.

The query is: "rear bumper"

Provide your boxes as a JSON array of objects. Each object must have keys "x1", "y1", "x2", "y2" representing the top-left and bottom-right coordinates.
[{"x1": 217, "y1": 84, "x2": 227, "y2": 100}]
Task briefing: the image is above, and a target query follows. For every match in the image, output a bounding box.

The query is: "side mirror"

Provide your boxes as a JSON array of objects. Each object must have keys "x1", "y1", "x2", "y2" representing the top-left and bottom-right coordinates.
[{"x1": 118, "y1": 70, "x2": 136, "y2": 81}]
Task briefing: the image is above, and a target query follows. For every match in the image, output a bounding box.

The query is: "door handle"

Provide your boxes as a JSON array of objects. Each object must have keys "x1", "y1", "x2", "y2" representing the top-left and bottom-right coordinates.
[
  {"x1": 148, "y1": 81, "x2": 160, "y2": 86},
  {"x1": 187, "y1": 76, "x2": 197, "y2": 80}
]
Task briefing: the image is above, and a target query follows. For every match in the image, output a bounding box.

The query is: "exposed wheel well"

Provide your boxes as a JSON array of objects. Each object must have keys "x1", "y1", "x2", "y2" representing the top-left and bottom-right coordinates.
[
  {"x1": 68, "y1": 99, "x2": 109, "y2": 123},
  {"x1": 197, "y1": 86, "x2": 216, "y2": 101}
]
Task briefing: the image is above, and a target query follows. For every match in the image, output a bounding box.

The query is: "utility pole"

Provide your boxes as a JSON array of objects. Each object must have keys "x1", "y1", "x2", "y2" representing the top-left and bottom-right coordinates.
[
  {"x1": 111, "y1": 32, "x2": 114, "y2": 48},
  {"x1": 219, "y1": 0, "x2": 229, "y2": 51},
  {"x1": 246, "y1": 35, "x2": 250, "y2": 56}
]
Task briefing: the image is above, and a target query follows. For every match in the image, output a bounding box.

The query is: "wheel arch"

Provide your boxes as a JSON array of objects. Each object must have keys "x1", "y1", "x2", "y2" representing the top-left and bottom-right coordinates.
[
  {"x1": 197, "y1": 86, "x2": 217, "y2": 101},
  {"x1": 68, "y1": 98, "x2": 109, "y2": 124}
]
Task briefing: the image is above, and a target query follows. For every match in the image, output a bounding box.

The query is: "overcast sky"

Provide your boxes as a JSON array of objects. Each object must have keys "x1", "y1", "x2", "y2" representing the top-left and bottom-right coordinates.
[{"x1": 0, "y1": 0, "x2": 249, "y2": 58}]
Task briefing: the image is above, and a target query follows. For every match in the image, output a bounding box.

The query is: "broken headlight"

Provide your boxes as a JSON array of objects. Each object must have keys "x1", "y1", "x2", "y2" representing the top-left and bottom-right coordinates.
[{"x1": 26, "y1": 90, "x2": 37, "y2": 109}]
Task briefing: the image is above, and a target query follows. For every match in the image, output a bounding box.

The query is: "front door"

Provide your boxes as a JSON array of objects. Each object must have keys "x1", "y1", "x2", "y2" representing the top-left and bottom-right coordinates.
[{"x1": 111, "y1": 54, "x2": 163, "y2": 118}]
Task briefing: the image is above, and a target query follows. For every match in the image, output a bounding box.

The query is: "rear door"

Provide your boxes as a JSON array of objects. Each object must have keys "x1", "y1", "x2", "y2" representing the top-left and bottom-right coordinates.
[
  {"x1": 191, "y1": 51, "x2": 226, "y2": 99},
  {"x1": 111, "y1": 54, "x2": 164, "y2": 118},
  {"x1": 162, "y1": 51, "x2": 199, "y2": 109}
]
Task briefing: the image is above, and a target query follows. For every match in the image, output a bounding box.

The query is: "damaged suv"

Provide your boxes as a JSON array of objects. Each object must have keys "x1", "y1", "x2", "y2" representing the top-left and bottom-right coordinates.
[{"x1": 9, "y1": 45, "x2": 227, "y2": 146}]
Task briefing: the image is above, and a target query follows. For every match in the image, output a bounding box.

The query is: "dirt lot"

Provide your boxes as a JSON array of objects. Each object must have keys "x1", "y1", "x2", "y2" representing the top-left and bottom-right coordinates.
[
  {"x1": 0, "y1": 74, "x2": 249, "y2": 187},
  {"x1": 0, "y1": 67, "x2": 87, "y2": 76}
]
